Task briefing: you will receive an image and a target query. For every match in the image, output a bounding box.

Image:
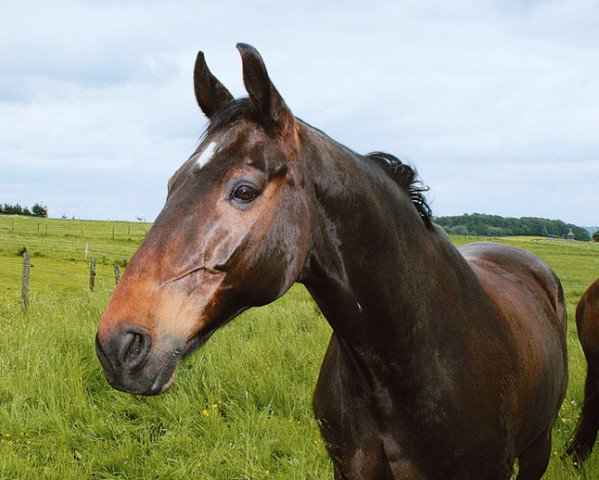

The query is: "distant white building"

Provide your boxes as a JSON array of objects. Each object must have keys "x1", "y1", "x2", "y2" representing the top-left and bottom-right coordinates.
[{"x1": 567, "y1": 228, "x2": 574, "y2": 241}]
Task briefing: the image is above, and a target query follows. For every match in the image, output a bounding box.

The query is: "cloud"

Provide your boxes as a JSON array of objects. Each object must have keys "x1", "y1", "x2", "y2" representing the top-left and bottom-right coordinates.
[{"x1": 1, "y1": 0, "x2": 598, "y2": 225}]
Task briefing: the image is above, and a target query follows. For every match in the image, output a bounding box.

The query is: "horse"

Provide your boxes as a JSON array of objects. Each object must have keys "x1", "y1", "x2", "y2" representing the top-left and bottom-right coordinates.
[
  {"x1": 96, "y1": 44, "x2": 568, "y2": 479},
  {"x1": 566, "y1": 277, "x2": 599, "y2": 462}
]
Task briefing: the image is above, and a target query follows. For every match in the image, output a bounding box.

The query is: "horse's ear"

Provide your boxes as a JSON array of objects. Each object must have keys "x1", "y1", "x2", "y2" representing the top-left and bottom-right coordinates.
[
  {"x1": 236, "y1": 43, "x2": 294, "y2": 130},
  {"x1": 194, "y1": 51, "x2": 234, "y2": 118}
]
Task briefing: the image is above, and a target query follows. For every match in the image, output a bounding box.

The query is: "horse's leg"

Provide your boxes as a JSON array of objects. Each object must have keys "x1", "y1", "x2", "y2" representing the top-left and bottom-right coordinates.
[
  {"x1": 516, "y1": 428, "x2": 551, "y2": 480},
  {"x1": 566, "y1": 363, "x2": 599, "y2": 462}
]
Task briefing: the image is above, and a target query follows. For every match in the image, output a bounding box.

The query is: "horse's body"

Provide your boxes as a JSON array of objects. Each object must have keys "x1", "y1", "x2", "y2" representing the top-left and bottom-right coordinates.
[
  {"x1": 566, "y1": 278, "x2": 599, "y2": 462},
  {"x1": 96, "y1": 44, "x2": 568, "y2": 479}
]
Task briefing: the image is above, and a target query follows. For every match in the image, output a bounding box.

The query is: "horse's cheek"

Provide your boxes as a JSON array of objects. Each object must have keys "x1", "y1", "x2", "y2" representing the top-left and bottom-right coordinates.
[{"x1": 258, "y1": 200, "x2": 311, "y2": 296}]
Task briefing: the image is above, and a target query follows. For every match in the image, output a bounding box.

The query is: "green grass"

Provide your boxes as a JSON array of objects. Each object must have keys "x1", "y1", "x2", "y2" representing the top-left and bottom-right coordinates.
[{"x1": 1, "y1": 216, "x2": 598, "y2": 479}]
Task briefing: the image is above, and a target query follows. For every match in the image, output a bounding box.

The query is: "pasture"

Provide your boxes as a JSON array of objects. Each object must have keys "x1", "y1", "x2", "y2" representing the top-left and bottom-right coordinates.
[{"x1": 0, "y1": 215, "x2": 598, "y2": 479}]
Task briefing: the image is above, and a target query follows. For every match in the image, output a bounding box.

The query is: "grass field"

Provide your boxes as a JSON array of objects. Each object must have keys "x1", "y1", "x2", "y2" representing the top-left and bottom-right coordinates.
[{"x1": 1, "y1": 216, "x2": 598, "y2": 479}]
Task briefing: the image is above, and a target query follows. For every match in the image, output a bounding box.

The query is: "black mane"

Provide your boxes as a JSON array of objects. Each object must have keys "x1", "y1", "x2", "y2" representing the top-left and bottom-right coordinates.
[{"x1": 366, "y1": 152, "x2": 432, "y2": 226}]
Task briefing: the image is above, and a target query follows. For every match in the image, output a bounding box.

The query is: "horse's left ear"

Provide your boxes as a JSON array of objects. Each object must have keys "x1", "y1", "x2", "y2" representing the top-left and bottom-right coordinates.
[
  {"x1": 236, "y1": 43, "x2": 294, "y2": 131},
  {"x1": 194, "y1": 51, "x2": 234, "y2": 119}
]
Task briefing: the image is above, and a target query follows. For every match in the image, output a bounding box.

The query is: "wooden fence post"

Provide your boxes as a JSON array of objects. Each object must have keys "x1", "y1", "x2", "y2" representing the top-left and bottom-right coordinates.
[
  {"x1": 22, "y1": 252, "x2": 31, "y2": 311},
  {"x1": 85, "y1": 242, "x2": 89, "y2": 260},
  {"x1": 89, "y1": 256, "x2": 96, "y2": 291},
  {"x1": 112, "y1": 228, "x2": 115, "y2": 240},
  {"x1": 114, "y1": 263, "x2": 121, "y2": 285}
]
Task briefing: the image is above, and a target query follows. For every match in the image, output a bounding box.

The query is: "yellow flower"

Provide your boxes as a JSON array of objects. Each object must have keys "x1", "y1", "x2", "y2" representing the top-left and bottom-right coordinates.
[
  {"x1": 211, "y1": 403, "x2": 218, "y2": 410},
  {"x1": 202, "y1": 409, "x2": 209, "y2": 417}
]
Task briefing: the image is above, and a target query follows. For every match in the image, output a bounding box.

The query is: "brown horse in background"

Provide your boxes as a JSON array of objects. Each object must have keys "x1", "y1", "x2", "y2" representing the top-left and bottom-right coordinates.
[
  {"x1": 96, "y1": 44, "x2": 568, "y2": 479},
  {"x1": 566, "y1": 278, "x2": 599, "y2": 462}
]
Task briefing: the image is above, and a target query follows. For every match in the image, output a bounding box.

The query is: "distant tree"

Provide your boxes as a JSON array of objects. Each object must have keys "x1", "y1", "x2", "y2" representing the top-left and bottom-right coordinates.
[
  {"x1": 447, "y1": 225, "x2": 469, "y2": 235},
  {"x1": 435, "y1": 213, "x2": 591, "y2": 241},
  {"x1": 593, "y1": 231, "x2": 599, "y2": 242},
  {"x1": 31, "y1": 203, "x2": 48, "y2": 218},
  {"x1": 0, "y1": 202, "x2": 49, "y2": 217}
]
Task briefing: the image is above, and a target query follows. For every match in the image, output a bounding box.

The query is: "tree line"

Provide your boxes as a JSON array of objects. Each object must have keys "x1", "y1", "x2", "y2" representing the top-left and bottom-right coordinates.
[
  {"x1": 434, "y1": 213, "x2": 591, "y2": 241},
  {"x1": 1, "y1": 203, "x2": 48, "y2": 218}
]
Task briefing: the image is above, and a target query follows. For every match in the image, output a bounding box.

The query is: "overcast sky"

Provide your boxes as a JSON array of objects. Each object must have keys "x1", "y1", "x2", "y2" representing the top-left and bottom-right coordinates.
[{"x1": 1, "y1": 0, "x2": 598, "y2": 225}]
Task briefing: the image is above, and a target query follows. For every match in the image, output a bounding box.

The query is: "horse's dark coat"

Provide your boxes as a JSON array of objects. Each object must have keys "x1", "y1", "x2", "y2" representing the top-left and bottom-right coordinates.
[
  {"x1": 566, "y1": 278, "x2": 599, "y2": 463},
  {"x1": 96, "y1": 44, "x2": 568, "y2": 479}
]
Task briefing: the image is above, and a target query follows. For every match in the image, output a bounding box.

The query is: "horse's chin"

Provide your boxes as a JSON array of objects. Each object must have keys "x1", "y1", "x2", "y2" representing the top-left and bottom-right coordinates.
[
  {"x1": 144, "y1": 357, "x2": 179, "y2": 395},
  {"x1": 103, "y1": 354, "x2": 179, "y2": 396}
]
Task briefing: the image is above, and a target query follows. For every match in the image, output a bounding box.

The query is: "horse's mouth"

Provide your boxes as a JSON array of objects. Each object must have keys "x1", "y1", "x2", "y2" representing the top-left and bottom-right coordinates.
[
  {"x1": 136, "y1": 327, "x2": 220, "y2": 395},
  {"x1": 134, "y1": 329, "x2": 217, "y2": 396},
  {"x1": 146, "y1": 354, "x2": 179, "y2": 395}
]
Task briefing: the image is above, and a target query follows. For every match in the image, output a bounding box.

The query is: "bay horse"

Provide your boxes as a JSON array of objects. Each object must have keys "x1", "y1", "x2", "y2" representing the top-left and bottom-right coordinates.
[
  {"x1": 566, "y1": 277, "x2": 599, "y2": 462},
  {"x1": 96, "y1": 44, "x2": 568, "y2": 479}
]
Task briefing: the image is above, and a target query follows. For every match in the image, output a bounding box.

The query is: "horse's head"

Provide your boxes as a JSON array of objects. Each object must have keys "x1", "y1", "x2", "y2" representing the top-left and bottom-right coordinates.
[{"x1": 96, "y1": 44, "x2": 311, "y2": 395}]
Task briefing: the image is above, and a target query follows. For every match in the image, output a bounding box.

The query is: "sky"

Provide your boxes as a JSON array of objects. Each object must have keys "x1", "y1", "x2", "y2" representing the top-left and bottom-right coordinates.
[{"x1": 1, "y1": 0, "x2": 598, "y2": 226}]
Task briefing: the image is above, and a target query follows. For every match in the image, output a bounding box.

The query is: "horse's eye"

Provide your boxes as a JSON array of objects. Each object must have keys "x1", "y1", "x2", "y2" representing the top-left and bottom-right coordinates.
[{"x1": 232, "y1": 184, "x2": 258, "y2": 203}]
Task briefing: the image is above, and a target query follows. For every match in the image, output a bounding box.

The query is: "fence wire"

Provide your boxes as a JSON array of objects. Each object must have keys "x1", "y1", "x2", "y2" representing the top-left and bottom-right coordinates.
[
  {"x1": 0, "y1": 251, "x2": 129, "y2": 310},
  {"x1": 0, "y1": 217, "x2": 143, "y2": 308}
]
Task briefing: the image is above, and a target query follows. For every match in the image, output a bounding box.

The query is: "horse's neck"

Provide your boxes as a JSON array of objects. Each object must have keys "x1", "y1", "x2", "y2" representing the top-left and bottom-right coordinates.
[{"x1": 298, "y1": 126, "x2": 485, "y2": 378}]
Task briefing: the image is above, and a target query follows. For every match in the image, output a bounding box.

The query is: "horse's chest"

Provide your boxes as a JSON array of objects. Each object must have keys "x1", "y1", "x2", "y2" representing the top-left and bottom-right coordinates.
[{"x1": 313, "y1": 363, "x2": 512, "y2": 479}]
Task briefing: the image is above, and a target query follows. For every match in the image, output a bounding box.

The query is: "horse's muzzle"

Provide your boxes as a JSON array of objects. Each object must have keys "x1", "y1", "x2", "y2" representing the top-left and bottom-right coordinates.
[{"x1": 95, "y1": 325, "x2": 181, "y2": 396}]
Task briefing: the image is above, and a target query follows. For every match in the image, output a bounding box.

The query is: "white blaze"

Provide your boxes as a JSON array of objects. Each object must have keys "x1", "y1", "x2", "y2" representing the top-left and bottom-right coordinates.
[{"x1": 195, "y1": 142, "x2": 218, "y2": 169}]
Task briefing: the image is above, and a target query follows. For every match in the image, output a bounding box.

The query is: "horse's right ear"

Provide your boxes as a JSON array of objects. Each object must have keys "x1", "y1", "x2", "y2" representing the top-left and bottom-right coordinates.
[
  {"x1": 194, "y1": 51, "x2": 234, "y2": 119},
  {"x1": 236, "y1": 43, "x2": 294, "y2": 132}
]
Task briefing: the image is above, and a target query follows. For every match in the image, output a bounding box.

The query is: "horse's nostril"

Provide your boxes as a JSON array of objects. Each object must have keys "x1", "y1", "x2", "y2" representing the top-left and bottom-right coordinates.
[
  {"x1": 119, "y1": 329, "x2": 151, "y2": 368},
  {"x1": 126, "y1": 333, "x2": 143, "y2": 359}
]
